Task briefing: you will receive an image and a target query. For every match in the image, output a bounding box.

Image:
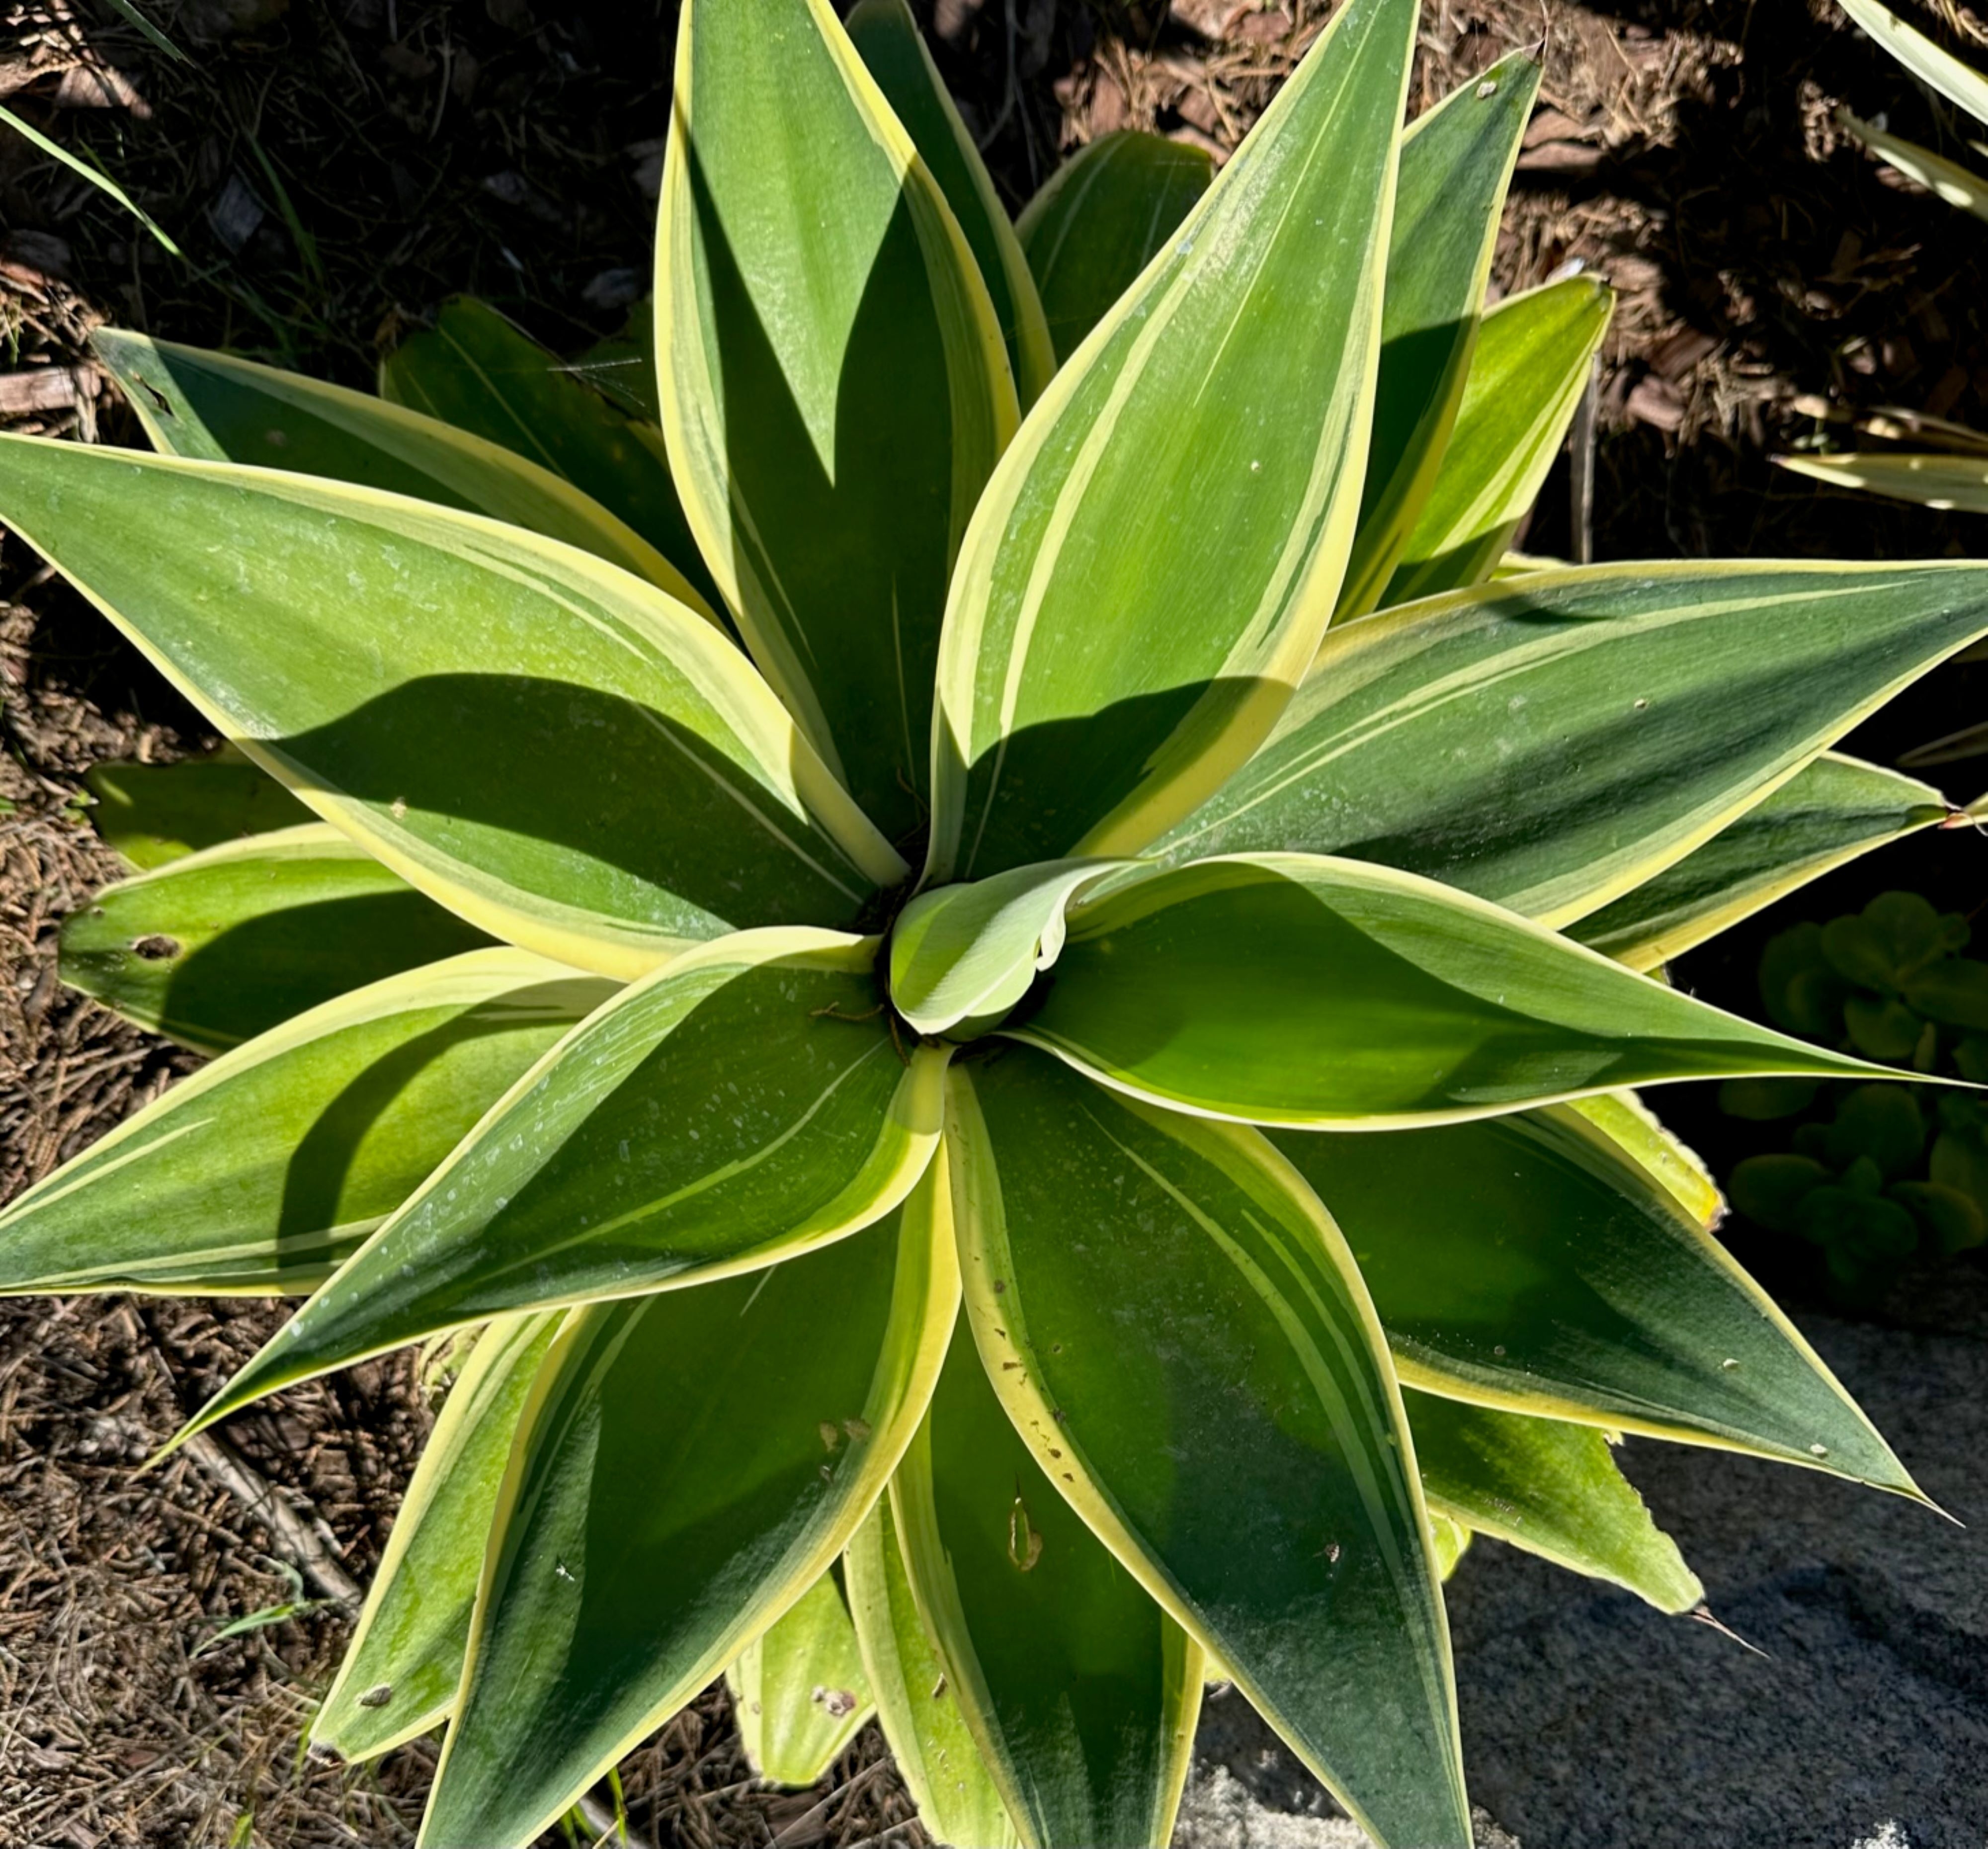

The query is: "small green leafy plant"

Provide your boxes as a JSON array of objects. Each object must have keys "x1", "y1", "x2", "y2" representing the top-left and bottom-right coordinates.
[
  {"x1": 1, "y1": 1, "x2": 1985, "y2": 1843},
  {"x1": 1725, "y1": 889, "x2": 1988, "y2": 1288}
]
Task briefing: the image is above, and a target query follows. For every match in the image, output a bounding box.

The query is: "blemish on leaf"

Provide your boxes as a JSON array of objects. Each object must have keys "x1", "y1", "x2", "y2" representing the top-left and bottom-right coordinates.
[
  {"x1": 819, "y1": 1421, "x2": 840, "y2": 1451},
  {"x1": 357, "y1": 1683, "x2": 393, "y2": 1709},
  {"x1": 1007, "y1": 1495, "x2": 1044, "y2": 1572},
  {"x1": 131, "y1": 934, "x2": 180, "y2": 961},
  {"x1": 930, "y1": 1673, "x2": 947, "y2": 1700},
  {"x1": 813, "y1": 1685, "x2": 859, "y2": 1717},
  {"x1": 842, "y1": 1417, "x2": 872, "y2": 1441}
]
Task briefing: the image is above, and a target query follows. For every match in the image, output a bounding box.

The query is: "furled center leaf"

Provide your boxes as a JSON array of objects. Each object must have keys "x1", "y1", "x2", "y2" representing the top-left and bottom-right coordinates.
[{"x1": 888, "y1": 858, "x2": 1125, "y2": 1037}]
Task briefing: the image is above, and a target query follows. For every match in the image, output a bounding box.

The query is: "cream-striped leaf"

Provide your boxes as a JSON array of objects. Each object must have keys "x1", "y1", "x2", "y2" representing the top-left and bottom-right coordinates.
[
  {"x1": 0, "y1": 950, "x2": 611, "y2": 1298},
  {"x1": 1572, "y1": 753, "x2": 1952, "y2": 971},
  {"x1": 928, "y1": 0, "x2": 1418, "y2": 883},
  {"x1": 948, "y1": 1051, "x2": 1469, "y2": 1849},
  {"x1": 418, "y1": 1175, "x2": 957, "y2": 1848},
  {"x1": 178, "y1": 930, "x2": 946, "y2": 1440},
  {"x1": 1148, "y1": 561, "x2": 1988, "y2": 931},
  {"x1": 658, "y1": 0, "x2": 1015, "y2": 841},
  {"x1": 0, "y1": 435, "x2": 904, "y2": 980},
  {"x1": 85, "y1": 750, "x2": 310, "y2": 869}
]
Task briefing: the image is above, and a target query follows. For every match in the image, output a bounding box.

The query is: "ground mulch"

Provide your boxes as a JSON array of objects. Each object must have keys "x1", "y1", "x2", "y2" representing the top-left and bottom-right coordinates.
[{"x1": 1, "y1": 0, "x2": 1986, "y2": 1844}]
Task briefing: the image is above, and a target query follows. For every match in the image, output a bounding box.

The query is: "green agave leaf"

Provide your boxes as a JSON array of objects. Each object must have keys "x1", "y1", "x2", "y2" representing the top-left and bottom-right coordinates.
[
  {"x1": 314, "y1": 1310, "x2": 562, "y2": 1761},
  {"x1": 179, "y1": 929, "x2": 946, "y2": 1441},
  {"x1": 658, "y1": 0, "x2": 1015, "y2": 841},
  {"x1": 1780, "y1": 447, "x2": 1988, "y2": 512},
  {"x1": 1837, "y1": 0, "x2": 1988, "y2": 125},
  {"x1": 929, "y1": 0, "x2": 1416, "y2": 883},
  {"x1": 417, "y1": 1172, "x2": 958, "y2": 1848},
  {"x1": 1021, "y1": 854, "x2": 1889, "y2": 1129},
  {"x1": 1269, "y1": 1093, "x2": 1919, "y2": 1494},
  {"x1": 0, "y1": 949, "x2": 611, "y2": 1299},
  {"x1": 1014, "y1": 131, "x2": 1212, "y2": 365},
  {"x1": 1149, "y1": 560, "x2": 1988, "y2": 931},
  {"x1": 948, "y1": 1050, "x2": 1467, "y2": 1849},
  {"x1": 1383, "y1": 275, "x2": 1610, "y2": 606},
  {"x1": 1839, "y1": 110, "x2": 1988, "y2": 225},
  {"x1": 844, "y1": 1493, "x2": 1022, "y2": 1849},
  {"x1": 1573, "y1": 753, "x2": 1953, "y2": 971},
  {"x1": 85, "y1": 750, "x2": 311, "y2": 870},
  {"x1": 377, "y1": 296, "x2": 724, "y2": 618},
  {"x1": 1403, "y1": 1390, "x2": 1702, "y2": 1613},
  {"x1": 60, "y1": 823, "x2": 495, "y2": 1054},
  {"x1": 1334, "y1": 52, "x2": 1539, "y2": 623},
  {"x1": 894, "y1": 1315, "x2": 1203, "y2": 1849},
  {"x1": 845, "y1": 0, "x2": 1055, "y2": 408},
  {"x1": 889, "y1": 857, "x2": 1125, "y2": 1037},
  {"x1": 89, "y1": 329, "x2": 704, "y2": 608},
  {"x1": 0, "y1": 435, "x2": 904, "y2": 981},
  {"x1": 729, "y1": 1567, "x2": 875, "y2": 1786}
]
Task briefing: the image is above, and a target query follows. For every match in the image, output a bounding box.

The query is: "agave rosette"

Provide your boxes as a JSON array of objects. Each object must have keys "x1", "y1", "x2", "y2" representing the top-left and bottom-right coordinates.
[{"x1": 0, "y1": 0, "x2": 1982, "y2": 1843}]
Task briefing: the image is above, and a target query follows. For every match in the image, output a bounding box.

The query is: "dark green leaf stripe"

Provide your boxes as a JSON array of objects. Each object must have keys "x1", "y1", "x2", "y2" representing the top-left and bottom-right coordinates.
[
  {"x1": 90, "y1": 329, "x2": 706, "y2": 609},
  {"x1": 730, "y1": 1568, "x2": 875, "y2": 1786},
  {"x1": 0, "y1": 434, "x2": 904, "y2": 979},
  {"x1": 178, "y1": 930, "x2": 947, "y2": 1442},
  {"x1": 1573, "y1": 753, "x2": 1954, "y2": 970},
  {"x1": 0, "y1": 949, "x2": 611, "y2": 1299},
  {"x1": 85, "y1": 750, "x2": 311, "y2": 870},
  {"x1": 1403, "y1": 1391, "x2": 1702, "y2": 1613},
  {"x1": 1335, "y1": 53, "x2": 1538, "y2": 622},
  {"x1": 894, "y1": 1317, "x2": 1203, "y2": 1849},
  {"x1": 1270, "y1": 1094, "x2": 1918, "y2": 1493},
  {"x1": 929, "y1": 0, "x2": 1417, "y2": 883},
  {"x1": 846, "y1": 0, "x2": 1055, "y2": 408},
  {"x1": 658, "y1": 0, "x2": 1015, "y2": 841},
  {"x1": 314, "y1": 1310, "x2": 563, "y2": 1762},
  {"x1": 1382, "y1": 275, "x2": 1611, "y2": 605},
  {"x1": 1023, "y1": 854, "x2": 1888, "y2": 1128},
  {"x1": 1149, "y1": 561, "x2": 1988, "y2": 930},
  {"x1": 60, "y1": 823, "x2": 494, "y2": 1054},
  {"x1": 378, "y1": 296, "x2": 724, "y2": 618},
  {"x1": 418, "y1": 1173, "x2": 958, "y2": 1847},
  {"x1": 1014, "y1": 131, "x2": 1212, "y2": 365},
  {"x1": 844, "y1": 1494, "x2": 1021, "y2": 1849},
  {"x1": 949, "y1": 1052, "x2": 1469, "y2": 1849}
]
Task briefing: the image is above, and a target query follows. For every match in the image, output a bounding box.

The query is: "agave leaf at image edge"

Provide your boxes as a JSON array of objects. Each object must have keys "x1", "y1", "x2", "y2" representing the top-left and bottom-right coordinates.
[
  {"x1": 60, "y1": 823, "x2": 495, "y2": 1053},
  {"x1": 1779, "y1": 448, "x2": 1988, "y2": 512},
  {"x1": 1333, "y1": 51, "x2": 1540, "y2": 623},
  {"x1": 1836, "y1": 0, "x2": 1988, "y2": 125},
  {"x1": 89, "y1": 329, "x2": 714, "y2": 616},
  {"x1": 1403, "y1": 1391, "x2": 1702, "y2": 1613},
  {"x1": 928, "y1": 0, "x2": 1417, "y2": 882},
  {"x1": 728, "y1": 1568, "x2": 876, "y2": 1787},
  {"x1": 845, "y1": 0, "x2": 1056, "y2": 408},
  {"x1": 1143, "y1": 560, "x2": 1988, "y2": 930},
  {"x1": 1382, "y1": 274, "x2": 1610, "y2": 605},
  {"x1": 377, "y1": 296, "x2": 725, "y2": 617},
  {"x1": 176, "y1": 929, "x2": 946, "y2": 1442},
  {"x1": 1017, "y1": 854, "x2": 1899, "y2": 1129},
  {"x1": 0, "y1": 949, "x2": 614, "y2": 1299},
  {"x1": 314, "y1": 1310, "x2": 563, "y2": 1762},
  {"x1": 1013, "y1": 132, "x2": 1213, "y2": 364},
  {"x1": 1269, "y1": 1093, "x2": 1921, "y2": 1495},
  {"x1": 0, "y1": 435, "x2": 905, "y2": 981},
  {"x1": 1572, "y1": 753, "x2": 1954, "y2": 971},
  {"x1": 1838, "y1": 109, "x2": 1988, "y2": 225},
  {"x1": 85, "y1": 750, "x2": 312, "y2": 869},
  {"x1": 891, "y1": 1316, "x2": 1203, "y2": 1849},
  {"x1": 843, "y1": 1494, "x2": 1022, "y2": 1849},
  {"x1": 658, "y1": 0, "x2": 1016, "y2": 841},
  {"x1": 415, "y1": 1166, "x2": 959, "y2": 1849},
  {"x1": 888, "y1": 857, "x2": 1127, "y2": 1037},
  {"x1": 947, "y1": 1052, "x2": 1470, "y2": 1849}
]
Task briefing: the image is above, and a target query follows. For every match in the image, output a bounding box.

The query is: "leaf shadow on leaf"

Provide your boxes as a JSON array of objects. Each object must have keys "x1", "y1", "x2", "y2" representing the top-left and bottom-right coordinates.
[
  {"x1": 680, "y1": 141, "x2": 961, "y2": 847},
  {"x1": 268, "y1": 674, "x2": 873, "y2": 936},
  {"x1": 65, "y1": 889, "x2": 493, "y2": 1051},
  {"x1": 274, "y1": 982, "x2": 587, "y2": 1274}
]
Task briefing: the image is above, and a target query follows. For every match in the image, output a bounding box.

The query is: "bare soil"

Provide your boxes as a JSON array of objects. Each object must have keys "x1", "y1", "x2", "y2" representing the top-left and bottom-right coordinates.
[{"x1": 0, "y1": 0, "x2": 1985, "y2": 1843}]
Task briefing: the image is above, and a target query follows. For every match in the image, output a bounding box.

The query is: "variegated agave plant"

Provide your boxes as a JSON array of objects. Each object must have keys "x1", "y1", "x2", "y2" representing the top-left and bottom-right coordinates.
[{"x1": 1, "y1": 0, "x2": 1982, "y2": 1843}]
